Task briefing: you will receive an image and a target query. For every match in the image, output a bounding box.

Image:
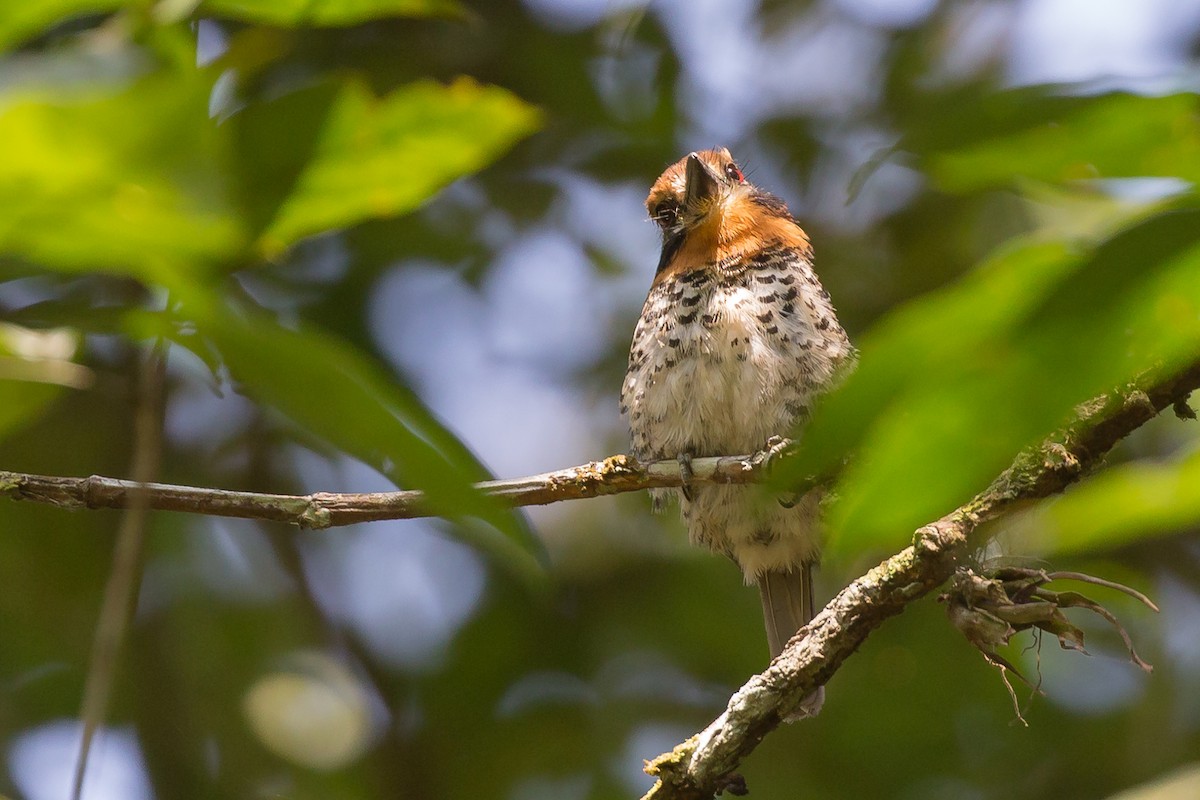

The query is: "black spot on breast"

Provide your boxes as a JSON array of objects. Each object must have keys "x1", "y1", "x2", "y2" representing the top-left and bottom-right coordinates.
[
  {"x1": 757, "y1": 310, "x2": 774, "y2": 323},
  {"x1": 751, "y1": 527, "x2": 778, "y2": 545},
  {"x1": 701, "y1": 312, "x2": 720, "y2": 326},
  {"x1": 816, "y1": 317, "x2": 830, "y2": 330},
  {"x1": 755, "y1": 272, "x2": 777, "y2": 284},
  {"x1": 678, "y1": 311, "x2": 698, "y2": 324},
  {"x1": 784, "y1": 401, "x2": 808, "y2": 419},
  {"x1": 667, "y1": 337, "x2": 680, "y2": 348},
  {"x1": 782, "y1": 286, "x2": 798, "y2": 302},
  {"x1": 681, "y1": 293, "x2": 702, "y2": 307},
  {"x1": 766, "y1": 324, "x2": 779, "y2": 335},
  {"x1": 780, "y1": 274, "x2": 797, "y2": 285}
]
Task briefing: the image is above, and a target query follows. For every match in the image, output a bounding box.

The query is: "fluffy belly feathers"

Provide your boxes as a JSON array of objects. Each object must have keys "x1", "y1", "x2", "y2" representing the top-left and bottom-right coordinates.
[{"x1": 622, "y1": 266, "x2": 842, "y2": 578}]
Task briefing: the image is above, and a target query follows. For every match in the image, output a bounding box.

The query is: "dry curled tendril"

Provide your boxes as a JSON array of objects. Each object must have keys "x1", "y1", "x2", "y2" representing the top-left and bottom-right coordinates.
[{"x1": 938, "y1": 566, "x2": 1158, "y2": 725}]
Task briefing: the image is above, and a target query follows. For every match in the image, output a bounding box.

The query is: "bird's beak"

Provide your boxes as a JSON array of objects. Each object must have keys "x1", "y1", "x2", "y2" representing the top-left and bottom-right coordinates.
[{"x1": 683, "y1": 153, "x2": 721, "y2": 209}]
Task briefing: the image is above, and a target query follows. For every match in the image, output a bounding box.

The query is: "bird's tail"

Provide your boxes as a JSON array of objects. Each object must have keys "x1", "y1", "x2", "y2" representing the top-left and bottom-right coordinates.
[
  {"x1": 756, "y1": 565, "x2": 815, "y2": 659},
  {"x1": 756, "y1": 563, "x2": 824, "y2": 718}
]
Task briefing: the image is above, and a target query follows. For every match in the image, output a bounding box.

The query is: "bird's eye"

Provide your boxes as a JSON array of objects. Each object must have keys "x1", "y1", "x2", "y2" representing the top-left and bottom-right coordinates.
[
  {"x1": 724, "y1": 162, "x2": 744, "y2": 183},
  {"x1": 653, "y1": 200, "x2": 680, "y2": 229}
]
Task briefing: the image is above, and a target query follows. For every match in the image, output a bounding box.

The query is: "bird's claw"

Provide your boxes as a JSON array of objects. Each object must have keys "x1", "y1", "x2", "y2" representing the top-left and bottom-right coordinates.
[
  {"x1": 762, "y1": 436, "x2": 799, "y2": 508},
  {"x1": 677, "y1": 452, "x2": 695, "y2": 502},
  {"x1": 760, "y1": 435, "x2": 793, "y2": 471}
]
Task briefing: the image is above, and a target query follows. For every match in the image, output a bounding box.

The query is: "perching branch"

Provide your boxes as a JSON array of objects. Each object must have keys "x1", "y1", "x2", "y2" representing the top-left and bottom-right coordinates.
[
  {"x1": 0, "y1": 449, "x2": 801, "y2": 527},
  {"x1": 641, "y1": 360, "x2": 1200, "y2": 800}
]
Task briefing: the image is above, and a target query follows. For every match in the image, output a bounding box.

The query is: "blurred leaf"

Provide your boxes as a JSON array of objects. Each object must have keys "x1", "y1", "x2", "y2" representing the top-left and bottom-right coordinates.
[
  {"x1": 230, "y1": 82, "x2": 341, "y2": 237},
  {"x1": 258, "y1": 78, "x2": 541, "y2": 255},
  {"x1": 915, "y1": 92, "x2": 1200, "y2": 192},
  {"x1": 1104, "y1": 763, "x2": 1200, "y2": 800},
  {"x1": 778, "y1": 206, "x2": 1200, "y2": 556},
  {"x1": 0, "y1": 65, "x2": 246, "y2": 286},
  {"x1": 0, "y1": 323, "x2": 87, "y2": 439},
  {"x1": 0, "y1": 0, "x2": 122, "y2": 52},
  {"x1": 1017, "y1": 443, "x2": 1200, "y2": 555},
  {"x1": 0, "y1": 379, "x2": 64, "y2": 440},
  {"x1": 173, "y1": 294, "x2": 546, "y2": 585},
  {"x1": 775, "y1": 238, "x2": 1079, "y2": 489},
  {"x1": 200, "y1": 0, "x2": 461, "y2": 26}
]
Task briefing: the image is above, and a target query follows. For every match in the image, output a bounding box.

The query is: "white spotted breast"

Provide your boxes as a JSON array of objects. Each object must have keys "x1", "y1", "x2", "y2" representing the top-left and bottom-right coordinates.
[{"x1": 621, "y1": 246, "x2": 852, "y2": 462}]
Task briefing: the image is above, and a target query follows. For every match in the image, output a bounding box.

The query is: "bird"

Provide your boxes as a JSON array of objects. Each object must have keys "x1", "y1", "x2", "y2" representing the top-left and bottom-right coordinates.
[{"x1": 621, "y1": 147, "x2": 855, "y2": 716}]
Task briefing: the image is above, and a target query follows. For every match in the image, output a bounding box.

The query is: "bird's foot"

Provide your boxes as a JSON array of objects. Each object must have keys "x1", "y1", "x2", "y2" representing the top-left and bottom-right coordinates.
[
  {"x1": 677, "y1": 452, "x2": 695, "y2": 502},
  {"x1": 761, "y1": 436, "x2": 800, "y2": 508},
  {"x1": 760, "y1": 435, "x2": 793, "y2": 472}
]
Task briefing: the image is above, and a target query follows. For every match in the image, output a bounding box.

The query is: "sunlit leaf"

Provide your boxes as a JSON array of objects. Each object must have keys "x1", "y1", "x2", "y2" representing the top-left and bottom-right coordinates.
[
  {"x1": 0, "y1": 0, "x2": 122, "y2": 52},
  {"x1": 258, "y1": 78, "x2": 541, "y2": 255},
  {"x1": 200, "y1": 0, "x2": 460, "y2": 26},
  {"x1": 174, "y1": 295, "x2": 546, "y2": 585},
  {"x1": 0, "y1": 67, "x2": 246, "y2": 286},
  {"x1": 916, "y1": 92, "x2": 1200, "y2": 192}
]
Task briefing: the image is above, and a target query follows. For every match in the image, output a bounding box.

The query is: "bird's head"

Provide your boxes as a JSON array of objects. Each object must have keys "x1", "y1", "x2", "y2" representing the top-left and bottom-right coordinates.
[{"x1": 645, "y1": 147, "x2": 810, "y2": 282}]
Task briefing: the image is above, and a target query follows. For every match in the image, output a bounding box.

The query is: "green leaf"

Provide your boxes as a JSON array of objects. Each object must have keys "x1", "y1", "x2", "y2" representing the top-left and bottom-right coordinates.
[
  {"x1": 1015, "y1": 446, "x2": 1200, "y2": 555},
  {"x1": 0, "y1": 0, "x2": 123, "y2": 52},
  {"x1": 175, "y1": 295, "x2": 547, "y2": 586},
  {"x1": 917, "y1": 92, "x2": 1200, "y2": 192},
  {"x1": 773, "y1": 239, "x2": 1079, "y2": 490},
  {"x1": 257, "y1": 79, "x2": 541, "y2": 255},
  {"x1": 780, "y1": 206, "x2": 1200, "y2": 558},
  {"x1": 230, "y1": 83, "x2": 342, "y2": 238},
  {"x1": 199, "y1": 0, "x2": 460, "y2": 26},
  {"x1": 0, "y1": 381, "x2": 60, "y2": 441},
  {"x1": 0, "y1": 0, "x2": 458, "y2": 52},
  {"x1": 0, "y1": 324, "x2": 88, "y2": 439},
  {"x1": 0, "y1": 377, "x2": 64, "y2": 440},
  {"x1": 0, "y1": 67, "x2": 245, "y2": 286}
]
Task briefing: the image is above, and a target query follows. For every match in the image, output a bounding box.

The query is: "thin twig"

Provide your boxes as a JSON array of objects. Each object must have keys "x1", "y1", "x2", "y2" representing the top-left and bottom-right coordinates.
[
  {"x1": 72, "y1": 343, "x2": 166, "y2": 800},
  {"x1": 1042, "y1": 571, "x2": 1161, "y2": 612}
]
